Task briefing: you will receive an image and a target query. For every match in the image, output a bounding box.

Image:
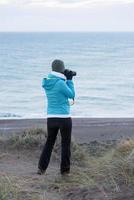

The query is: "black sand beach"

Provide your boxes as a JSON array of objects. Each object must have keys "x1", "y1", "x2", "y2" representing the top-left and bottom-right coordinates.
[{"x1": 0, "y1": 118, "x2": 134, "y2": 142}]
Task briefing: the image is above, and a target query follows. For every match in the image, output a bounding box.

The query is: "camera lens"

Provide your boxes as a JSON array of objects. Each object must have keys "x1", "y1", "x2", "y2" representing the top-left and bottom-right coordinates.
[{"x1": 72, "y1": 71, "x2": 76, "y2": 76}]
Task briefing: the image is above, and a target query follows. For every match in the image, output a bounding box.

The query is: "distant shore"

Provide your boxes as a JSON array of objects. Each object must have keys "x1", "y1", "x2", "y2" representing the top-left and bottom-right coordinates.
[{"x1": 0, "y1": 118, "x2": 134, "y2": 143}]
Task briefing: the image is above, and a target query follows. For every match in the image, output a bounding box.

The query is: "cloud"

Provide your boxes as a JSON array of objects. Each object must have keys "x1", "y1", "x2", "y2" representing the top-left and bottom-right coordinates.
[
  {"x1": 0, "y1": 0, "x2": 134, "y2": 31},
  {"x1": 0, "y1": 0, "x2": 134, "y2": 7}
]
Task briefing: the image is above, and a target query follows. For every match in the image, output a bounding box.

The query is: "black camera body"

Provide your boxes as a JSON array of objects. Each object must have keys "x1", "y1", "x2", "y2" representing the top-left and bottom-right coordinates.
[{"x1": 64, "y1": 69, "x2": 77, "y2": 77}]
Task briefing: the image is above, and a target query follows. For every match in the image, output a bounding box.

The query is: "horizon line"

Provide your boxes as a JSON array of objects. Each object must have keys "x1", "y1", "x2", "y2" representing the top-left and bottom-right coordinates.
[{"x1": 0, "y1": 31, "x2": 134, "y2": 33}]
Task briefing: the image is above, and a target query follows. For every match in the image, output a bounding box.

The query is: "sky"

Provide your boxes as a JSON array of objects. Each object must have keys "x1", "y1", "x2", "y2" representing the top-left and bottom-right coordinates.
[{"x1": 0, "y1": 0, "x2": 134, "y2": 32}]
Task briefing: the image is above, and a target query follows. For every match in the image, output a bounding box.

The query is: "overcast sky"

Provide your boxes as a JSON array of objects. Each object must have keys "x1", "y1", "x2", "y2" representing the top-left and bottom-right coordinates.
[{"x1": 0, "y1": 0, "x2": 134, "y2": 32}]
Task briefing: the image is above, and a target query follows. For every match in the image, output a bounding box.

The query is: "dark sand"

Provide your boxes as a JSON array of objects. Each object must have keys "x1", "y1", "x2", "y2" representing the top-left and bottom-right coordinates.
[{"x1": 0, "y1": 118, "x2": 134, "y2": 142}]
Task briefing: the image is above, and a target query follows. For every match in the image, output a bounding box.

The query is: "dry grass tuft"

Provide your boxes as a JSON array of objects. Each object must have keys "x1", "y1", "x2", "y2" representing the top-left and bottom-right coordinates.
[
  {"x1": 5, "y1": 128, "x2": 47, "y2": 149},
  {"x1": 0, "y1": 175, "x2": 43, "y2": 200},
  {"x1": 115, "y1": 138, "x2": 134, "y2": 156},
  {"x1": 0, "y1": 175, "x2": 20, "y2": 200}
]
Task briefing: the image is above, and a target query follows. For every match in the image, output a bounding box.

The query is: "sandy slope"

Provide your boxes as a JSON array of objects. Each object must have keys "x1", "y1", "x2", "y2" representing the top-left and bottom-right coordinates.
[
  {"x1": 0, "y1": 146, "x2": 62, "y2": 199},
  {"x1": 0, "y1": 134, "x2": 134, "y2": 200}
]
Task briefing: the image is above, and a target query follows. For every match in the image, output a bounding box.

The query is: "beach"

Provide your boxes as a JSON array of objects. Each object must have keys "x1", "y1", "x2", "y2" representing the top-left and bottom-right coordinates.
[
  {"x1": 0, "y1": 4, "x2": 134, "y2": 199},
  {"x1": 0, "y1": 118, "x2": 134, "y2": 142},
  {"x1": 0, "y1": 117, "x2": 134, "y2": 200}
]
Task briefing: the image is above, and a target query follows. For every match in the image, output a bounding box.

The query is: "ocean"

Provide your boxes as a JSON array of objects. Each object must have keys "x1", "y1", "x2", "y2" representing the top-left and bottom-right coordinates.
[{"x1": 0, "y1": 32, "x2": 134, "y2": 118}]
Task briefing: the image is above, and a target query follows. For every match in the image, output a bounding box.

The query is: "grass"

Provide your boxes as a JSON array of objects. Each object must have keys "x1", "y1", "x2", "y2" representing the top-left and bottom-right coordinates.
[
  {"x1": 2, "y1": 129, "x2": 89, "y2": 166},
  {"x1": 3, "y1": 128, "x2": 47, "y2": 149},
  {"x1": 2, "y1": 130, "x2": 134, "y2": 184},
  {"x1": 0, "y1": 129, "x2": 134, "y2": 199},
  {"x1": 0, "y1": 175, "x2": 20, "y2": 200},
  {"x1": 0, "y1": 175, "x2": 45, "y2": 200},
  {"x1": 50, "y1": 138, "x2": 134, "y2": 199}
]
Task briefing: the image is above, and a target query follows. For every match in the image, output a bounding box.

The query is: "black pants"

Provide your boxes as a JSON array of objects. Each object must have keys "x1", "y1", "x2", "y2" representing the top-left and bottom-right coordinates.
[{"x1": 38, "y1": 117, "x2": 72, "y2": 173}]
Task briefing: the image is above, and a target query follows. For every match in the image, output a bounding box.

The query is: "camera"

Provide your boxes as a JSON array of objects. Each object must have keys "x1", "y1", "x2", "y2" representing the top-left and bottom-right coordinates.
[{"x1": 64, "y1": 69, "x2": 77, "y2": 77}]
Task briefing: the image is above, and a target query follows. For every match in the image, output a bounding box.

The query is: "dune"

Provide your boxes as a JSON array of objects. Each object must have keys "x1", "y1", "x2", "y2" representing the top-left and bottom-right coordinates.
[{"x1": 0, "y1": 127, "x2": 134, "y2": 200}]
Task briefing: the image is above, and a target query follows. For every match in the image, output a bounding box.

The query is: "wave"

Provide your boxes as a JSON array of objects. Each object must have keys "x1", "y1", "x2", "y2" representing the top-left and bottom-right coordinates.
[{"x1": 0, "y1": 113, "x2": 21, "y2": 118}]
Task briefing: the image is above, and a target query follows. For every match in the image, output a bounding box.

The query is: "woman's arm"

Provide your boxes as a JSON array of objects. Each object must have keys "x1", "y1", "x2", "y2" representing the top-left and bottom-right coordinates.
[{"x1": 59, "y1": 80, "x2": 75, "y2": 99}]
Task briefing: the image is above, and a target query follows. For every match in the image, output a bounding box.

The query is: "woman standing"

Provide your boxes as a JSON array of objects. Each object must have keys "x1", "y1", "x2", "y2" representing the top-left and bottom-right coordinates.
[{"x1": 38, "y1": 60, "x2": 75, "y2": 175}]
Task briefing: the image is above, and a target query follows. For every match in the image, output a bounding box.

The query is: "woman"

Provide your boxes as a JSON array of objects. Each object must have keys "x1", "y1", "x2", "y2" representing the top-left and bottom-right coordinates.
[{"x1": 38, "y1": 59, "x2": 75, "y2": 175}]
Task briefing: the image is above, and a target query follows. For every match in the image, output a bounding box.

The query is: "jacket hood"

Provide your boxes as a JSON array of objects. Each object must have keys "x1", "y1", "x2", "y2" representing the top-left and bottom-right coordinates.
[{"x1": 42, "y1": 72, "x2": 65, "y2": 90}]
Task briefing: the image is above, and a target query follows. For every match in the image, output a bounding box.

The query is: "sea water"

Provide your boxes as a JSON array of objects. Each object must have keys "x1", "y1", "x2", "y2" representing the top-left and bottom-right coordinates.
[{"x1": 0, "y1": 32, "x2": 134, "y2": 118}]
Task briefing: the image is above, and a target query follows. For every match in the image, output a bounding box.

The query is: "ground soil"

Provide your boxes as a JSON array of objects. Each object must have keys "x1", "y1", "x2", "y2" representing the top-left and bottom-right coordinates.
[{"x1": 0, "y1": 140, "x2": 134, "y2": 200}]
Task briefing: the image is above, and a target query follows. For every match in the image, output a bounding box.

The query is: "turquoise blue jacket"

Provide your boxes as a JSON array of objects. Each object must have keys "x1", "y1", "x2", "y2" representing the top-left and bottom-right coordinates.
[{"x1": 42, "y1": 72, "x2": 75, "y2": 117}]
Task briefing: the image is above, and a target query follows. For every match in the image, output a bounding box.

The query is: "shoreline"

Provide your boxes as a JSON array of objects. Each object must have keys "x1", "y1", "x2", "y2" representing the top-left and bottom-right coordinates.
[{"x1": 0, "y1": 118, "x2": 134, "y2": 143}]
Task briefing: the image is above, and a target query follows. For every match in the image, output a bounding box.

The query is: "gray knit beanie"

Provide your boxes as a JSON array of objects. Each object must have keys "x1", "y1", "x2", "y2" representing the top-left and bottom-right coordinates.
[{"x1": 52, "y1": 60, "x2": 65, "y2": 73}]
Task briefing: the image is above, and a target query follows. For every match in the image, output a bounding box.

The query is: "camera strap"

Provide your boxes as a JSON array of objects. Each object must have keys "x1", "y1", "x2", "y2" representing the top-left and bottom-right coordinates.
[{"x1": 70, "y1": 98, "x2": 75, "y2": 106}]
